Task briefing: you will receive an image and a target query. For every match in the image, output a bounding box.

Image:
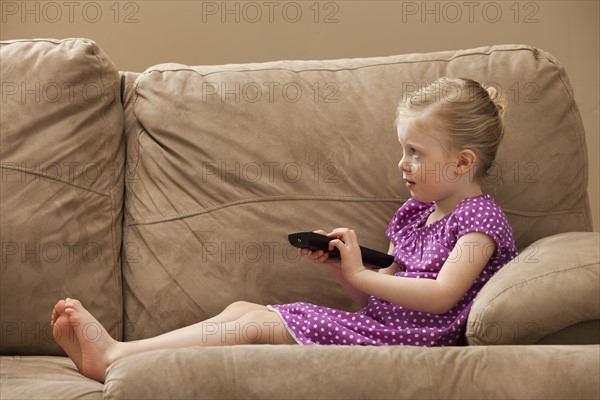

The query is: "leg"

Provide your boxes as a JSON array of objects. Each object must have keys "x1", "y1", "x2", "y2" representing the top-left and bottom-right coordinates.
[
  {"x1": 116, "y1": 305, "x2": 296, "y2": 354},
  {"x1": 138, "y1": 301, "x2": 269, "y2": 343},
  {"x1": 159, "y1": 301, "x2": 266, "y2": 332},
  {"x1": 51, "y1": 299, "x2": 296, "y2": 383}
]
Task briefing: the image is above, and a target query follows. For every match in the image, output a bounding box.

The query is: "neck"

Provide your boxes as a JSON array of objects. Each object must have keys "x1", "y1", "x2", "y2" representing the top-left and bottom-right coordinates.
[{"x1": 432, "y1": 185, "x2": 483, "y2": 217}]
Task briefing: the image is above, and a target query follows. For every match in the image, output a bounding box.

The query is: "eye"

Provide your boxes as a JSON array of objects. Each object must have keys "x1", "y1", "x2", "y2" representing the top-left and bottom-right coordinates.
[{"x1": 399, "y1": 147, "x2": 419, "y2": 159}]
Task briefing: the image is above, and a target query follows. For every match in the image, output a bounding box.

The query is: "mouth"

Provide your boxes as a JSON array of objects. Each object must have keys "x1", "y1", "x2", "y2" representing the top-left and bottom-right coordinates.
[{"x1": 403, "y1": 178, "x2": 416, "y2": 187}]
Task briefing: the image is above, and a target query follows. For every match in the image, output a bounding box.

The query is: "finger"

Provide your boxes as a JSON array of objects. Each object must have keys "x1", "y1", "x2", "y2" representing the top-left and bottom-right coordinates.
[
  {"x1": 310, "y1": 250, "x2": 326, "y2": 262},
  {"x1": 329, "y1": 227, "x2": 349, "y2": 237},
  {"x1": 331, "y1": 228, "x2": 358, "y2": 247},
  {"x1": 316, "y1": 251, "x2": 329, "y2": 263},
  {"x1": 300, "y1": 248, "x2": 313, "y2": 258},
  {"x1": 329, "y1": 238, "x2": 345, "y2": 253},
  {"x1": 344, "y1": 229, "x2": 358, "y2": 246}
]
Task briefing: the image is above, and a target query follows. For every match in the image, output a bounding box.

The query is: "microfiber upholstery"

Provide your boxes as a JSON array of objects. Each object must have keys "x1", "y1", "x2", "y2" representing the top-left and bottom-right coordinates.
[
  {"x1": 467, "y1": 232, "x2": 600, "y2": 345},
  {"x1": 0, "y1": 356, "x2": 103, "y2": 399},
  {"x1": 0, "y1": 38, "x2": 597, "y2": 400},
  {"x1": 103, "y1": 344, "x2": 600, "y2": 399},
  {"x1": 120, "y1": 44, "x2": 593, "y2": 341},
  {"x1": 0, "y1": 38, "x2": 125, "y2": 354}
]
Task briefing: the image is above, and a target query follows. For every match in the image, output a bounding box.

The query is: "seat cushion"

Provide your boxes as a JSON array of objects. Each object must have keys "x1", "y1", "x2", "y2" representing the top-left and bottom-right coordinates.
[
  {"x1": 0, "y1": 356, "x2": 103, "y2": 399},
  {"x1": 103, "y1": 344, "x2": 600, "y2": 399},
  {"x1": 0, "y1": 38, "x2": 125, "y2": 354}
]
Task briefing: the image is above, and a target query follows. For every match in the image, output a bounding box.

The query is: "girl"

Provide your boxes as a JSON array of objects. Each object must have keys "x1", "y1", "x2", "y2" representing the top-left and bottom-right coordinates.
[{"x1": 51, "y1": 77, "x2": 518, "y2": 383}]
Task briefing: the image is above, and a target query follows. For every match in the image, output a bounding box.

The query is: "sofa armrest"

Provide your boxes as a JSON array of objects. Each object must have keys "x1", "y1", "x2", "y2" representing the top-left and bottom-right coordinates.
[
  {"x1": 103, "y1": 345, "x2": 599, "y2": 399},
  {"x1": 466, "y1": 232, "x2": 600, "y2": 345}
]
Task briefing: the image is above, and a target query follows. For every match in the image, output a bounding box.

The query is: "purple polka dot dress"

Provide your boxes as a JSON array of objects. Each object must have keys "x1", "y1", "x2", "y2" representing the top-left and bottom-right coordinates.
[{"x1": 268, "y1": 194, "x2": 518, "y2": 346}]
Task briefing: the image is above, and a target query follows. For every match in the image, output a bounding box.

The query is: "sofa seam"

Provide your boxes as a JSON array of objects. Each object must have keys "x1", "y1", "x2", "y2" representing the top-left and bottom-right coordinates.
[
  {"x1": 126, "y1": 197, "x2": 589, "y2": 226},
  {"x1": 122, "y1": 123, "x2": 587, "y2": 222},
  {"x1": 126, "y1": 195, "x2": 406, "y2": 226},
  {"x1": 422, "y1": 349, "x2": 439, "y2": 399},
  {"x1": 503, "y1": 208, "x2": 586, "y2": 218},
  {"x1": 0, "y1": 38, "x2": 78, "y2": 46},
  {"x1": 223, "y1": 347, "x2": 238, "y2": 399},
  {"x1": 130, "y1": 128, "x2": 144, "y2": 187},
  {"x1": 139, "y1": 45, "x2": 534, "y2": 77},
  {"x1": 0, "y1": 163, "x2": 110, "y2": 197}
]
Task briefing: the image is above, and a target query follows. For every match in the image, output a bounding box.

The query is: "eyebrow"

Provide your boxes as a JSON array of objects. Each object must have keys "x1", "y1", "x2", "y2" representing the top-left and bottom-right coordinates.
[{"x1": 400, "y1": 140, "x2": 424, "y2": 151}]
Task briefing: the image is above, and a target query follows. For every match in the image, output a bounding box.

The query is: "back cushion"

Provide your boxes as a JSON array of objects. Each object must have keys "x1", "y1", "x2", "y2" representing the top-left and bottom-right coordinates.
[
  {"x1": 121, "y1": 44, "x2": 592, "y2": 340},
  {"x1": 0, "y1": 39, "x2": 125, "y2": 354}
]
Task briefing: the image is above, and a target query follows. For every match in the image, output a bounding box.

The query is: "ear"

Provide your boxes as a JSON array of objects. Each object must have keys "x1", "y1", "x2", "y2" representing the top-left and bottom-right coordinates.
[{"x1": 455, "y1": 149, "x2": 478, "y2": 175}]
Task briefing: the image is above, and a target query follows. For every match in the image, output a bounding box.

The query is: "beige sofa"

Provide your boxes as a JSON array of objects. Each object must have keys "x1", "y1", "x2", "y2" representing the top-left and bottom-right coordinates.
[{"x1": 1, "y1": 38, "x2": 598, "y2": 399}]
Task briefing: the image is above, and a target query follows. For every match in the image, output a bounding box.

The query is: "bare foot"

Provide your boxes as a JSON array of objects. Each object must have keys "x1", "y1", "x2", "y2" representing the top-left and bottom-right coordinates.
[
  {"x1": 51, "y1": 299, "x2": 83, "y2": 370},
  {"x1": 51, "y1": 298, "x2": 120, "y2": 383}
]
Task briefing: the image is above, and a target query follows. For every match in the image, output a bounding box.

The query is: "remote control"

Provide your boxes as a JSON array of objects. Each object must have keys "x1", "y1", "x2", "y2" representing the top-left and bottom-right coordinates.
[{"x1": 288, "y1": 231, "x2": 395, "y2": 269}]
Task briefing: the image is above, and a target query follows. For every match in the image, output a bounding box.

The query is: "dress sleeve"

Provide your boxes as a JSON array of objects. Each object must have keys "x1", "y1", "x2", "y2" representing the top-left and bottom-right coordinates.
[{"x1": 450, "y1": 197, "x2": 515, "y2": 258}]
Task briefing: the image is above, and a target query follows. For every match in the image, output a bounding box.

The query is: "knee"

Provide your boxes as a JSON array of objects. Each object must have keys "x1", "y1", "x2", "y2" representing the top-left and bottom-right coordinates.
[
  {"x1": 227, "y1": 300, "x2": 250, "y2": 309},
  {"x1": 237, "y1": 309, "x2": 292, "y2": 345},
  {"x1": 240, "y1": 309, "x2": 269, "y2": 321},
  {"x1": 237, "y1": 310, "x2": 271, "y2": 344},
  {"x1": 226, "y1": 301, "x2": 261, "y2": 313}
]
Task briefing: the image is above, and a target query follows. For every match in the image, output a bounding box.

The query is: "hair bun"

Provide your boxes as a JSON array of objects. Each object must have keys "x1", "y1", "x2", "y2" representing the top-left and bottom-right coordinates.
[
  {"x1": 485, "y1": 85, "x2": 499, "y2": 99},
  {"x1": 485, "y1": 85, "x2": 506, "y2": 118}
]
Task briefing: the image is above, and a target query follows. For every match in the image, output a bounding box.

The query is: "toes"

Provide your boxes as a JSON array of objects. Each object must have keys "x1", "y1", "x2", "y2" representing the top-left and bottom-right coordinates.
[
  {"x1": 64, "y1": 306, "x2": 78, "y2": 316},
  {"x1": 68, "y1": 298, "x2": 81, "y2": 307},
  {"x1": 52, "y1": 299, "x2": 68, "y2": 325},
  {"x1": 64, "y1": 300, "x2": 84, "y2": 321},
  {"x1": 54, "y1": 299, "x2": 67, "y2": 311},
  {"x1": 64, "y1": 298, "x2": 82, "y2": 311}
]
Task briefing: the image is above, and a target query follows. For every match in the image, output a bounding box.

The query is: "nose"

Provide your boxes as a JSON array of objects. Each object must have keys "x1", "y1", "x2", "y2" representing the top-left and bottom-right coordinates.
[
  {"x1": 398, "y1": 153, "x2": 406, "y2": 169},
  {"x1": 398, "y1": 156, "x2": 413, "y2": 174}
]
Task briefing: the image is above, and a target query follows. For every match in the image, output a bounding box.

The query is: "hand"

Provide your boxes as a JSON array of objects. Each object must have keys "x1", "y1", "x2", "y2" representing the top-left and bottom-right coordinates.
[
  {"x1": 297, "y1": 230, "x2": 341, "y2": 268},
  {"x1": 328, "y1": 228, "x2": 366, "y2": 281}
]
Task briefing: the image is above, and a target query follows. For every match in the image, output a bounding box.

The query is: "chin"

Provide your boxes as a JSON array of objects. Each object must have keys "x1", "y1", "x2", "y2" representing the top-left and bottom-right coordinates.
[
  {"x1": 410, "y1": 191, "x2": 436, "y2": 204},
  {"x1": 409, "y1": 192, "x2": 425, "y2": 202}
]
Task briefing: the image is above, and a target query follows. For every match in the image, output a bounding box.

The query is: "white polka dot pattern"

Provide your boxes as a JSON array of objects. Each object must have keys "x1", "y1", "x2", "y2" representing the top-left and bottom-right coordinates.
[{"x1": 269, "y1": 194, "x2": 518, "y2": 346}]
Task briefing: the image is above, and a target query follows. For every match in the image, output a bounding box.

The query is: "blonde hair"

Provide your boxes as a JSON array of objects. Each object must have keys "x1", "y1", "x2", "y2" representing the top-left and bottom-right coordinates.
[{"x1": 395, "y1": 77, "x2": 507, "y2": 184}]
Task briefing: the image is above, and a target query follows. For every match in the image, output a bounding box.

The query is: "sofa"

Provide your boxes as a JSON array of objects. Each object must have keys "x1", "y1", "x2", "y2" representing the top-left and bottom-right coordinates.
[{"x1": 0, "y1": 38, "x2": 598, "y2": 399}]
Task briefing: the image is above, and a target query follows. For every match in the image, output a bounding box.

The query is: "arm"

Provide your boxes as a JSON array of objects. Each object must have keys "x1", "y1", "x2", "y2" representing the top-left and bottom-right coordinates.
[
  {"x1": 331, "y1": 229, "x2": 496, "y2": 315},
  {"x1": 300, "y1": 233, "x2": 398, "y2": 309},
  {"x1": 377, "y1": 242, "x2": 399, "y2": 276}
]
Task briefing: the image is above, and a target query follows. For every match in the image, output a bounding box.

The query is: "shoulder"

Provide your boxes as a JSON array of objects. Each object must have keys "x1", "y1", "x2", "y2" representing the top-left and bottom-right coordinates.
[
  {"x1": 452, "y1": 194, "x2": 508, "y2": 228},
  {"x1": 448, "y1": 194, "x2": 517, "y2": 256},
  {"x1": 386, "y1": 198, "x2": 432, "y2": 238}
]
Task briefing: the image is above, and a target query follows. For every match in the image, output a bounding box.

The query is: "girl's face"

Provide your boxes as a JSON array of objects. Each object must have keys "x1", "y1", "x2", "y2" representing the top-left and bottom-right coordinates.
[{"x1": 396, "y1": 118, "x2": 461, "y2": 203}]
